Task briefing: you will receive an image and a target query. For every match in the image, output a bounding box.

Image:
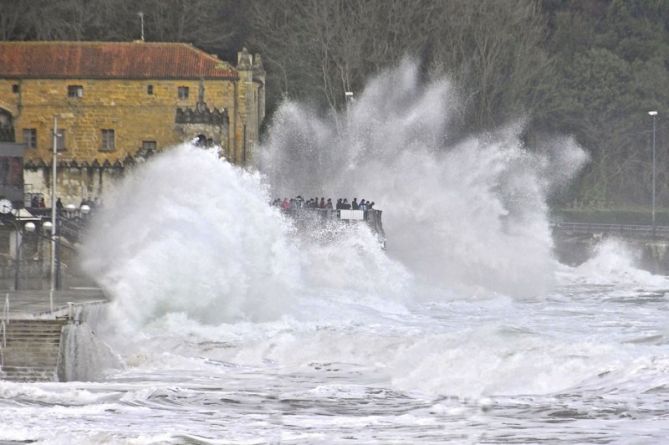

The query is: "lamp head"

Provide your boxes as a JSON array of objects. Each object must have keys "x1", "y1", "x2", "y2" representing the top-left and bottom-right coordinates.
[
  {"x1": 24, "y1": 222, "x2": 36, "y2": 233},
  {"x1": 649, "y1": 111, "x2": 658, "y2": 116},
  {"x1": 0, "y1": 199, "x2": 13, "y2": 215}
]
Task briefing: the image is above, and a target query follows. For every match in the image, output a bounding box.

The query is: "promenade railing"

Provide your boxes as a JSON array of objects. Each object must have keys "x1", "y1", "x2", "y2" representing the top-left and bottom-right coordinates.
[
  {"x1": 552, "y1": 221, "x2": 669, "y2": 237},
  {"x1": 1, "y1": 293, "x2": 8, "y2": 367}
]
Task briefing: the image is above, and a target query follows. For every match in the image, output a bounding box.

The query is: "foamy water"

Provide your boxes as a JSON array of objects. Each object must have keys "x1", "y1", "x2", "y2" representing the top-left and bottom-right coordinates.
[
  {"x1": 2, "y1": 256, "x2": 668, "y2": 443},
  {"x1": 1, "y1": 63, "x2": 667, "y2": 444}
]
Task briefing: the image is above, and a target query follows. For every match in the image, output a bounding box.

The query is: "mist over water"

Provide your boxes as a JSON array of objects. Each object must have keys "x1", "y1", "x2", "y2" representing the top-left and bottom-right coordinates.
[
  {"x1": 82, "y1": 60, "x2": 588, "y2": 330},
  {"x1": 260, "y1": 60, "x2": 586, "y2": 297},
  {"x1": 14, "y1": 61, "x2": 665, "y2": 443},
  {"x1": 81, "y1": 147, "x2": 302, "y2": 329},
  {"x1": 81, "y1": 145, "x2": 409, "y2": 331}
]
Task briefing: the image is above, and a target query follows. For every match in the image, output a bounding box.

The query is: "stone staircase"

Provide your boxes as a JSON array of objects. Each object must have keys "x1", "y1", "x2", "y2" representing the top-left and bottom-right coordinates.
[{"x1": 0, "y1": 319, "x2": 68, "y2": 382}]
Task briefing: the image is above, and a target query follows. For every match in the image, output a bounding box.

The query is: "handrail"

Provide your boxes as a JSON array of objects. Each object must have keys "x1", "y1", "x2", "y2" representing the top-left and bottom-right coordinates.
[
  {"x1": 2, "y1": 293, "x2": 8, "y2": 365},
  {"x1": 552, "y1": 222, "x2": 669, "y2": 235},
  {"x1": 0, "y1": 320, "x2": 5, "y2": 368},
  {"x1": 3, "y1": 293, "x2": 8, "y2": 327}
]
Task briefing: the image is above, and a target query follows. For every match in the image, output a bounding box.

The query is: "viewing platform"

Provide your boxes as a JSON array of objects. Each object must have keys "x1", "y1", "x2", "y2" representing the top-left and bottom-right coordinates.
[
  {"x1": 0, "y1": 288, "x2": 108, "y2": 382},
  {"x1": 283, "y1": 208, "x2": 386, "y2": 245}
]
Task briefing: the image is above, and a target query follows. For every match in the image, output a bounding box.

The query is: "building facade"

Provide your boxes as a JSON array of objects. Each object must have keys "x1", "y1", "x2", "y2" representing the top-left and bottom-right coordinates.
[{"x1": 0, "y1": 41, "x2": 265, "y2": 205}]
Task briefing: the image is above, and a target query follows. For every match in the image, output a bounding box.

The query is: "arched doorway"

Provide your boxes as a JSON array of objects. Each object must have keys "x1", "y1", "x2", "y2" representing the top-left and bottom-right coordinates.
[{"x1": 0, "y1": 108, "x2": 14, "y2": 142}]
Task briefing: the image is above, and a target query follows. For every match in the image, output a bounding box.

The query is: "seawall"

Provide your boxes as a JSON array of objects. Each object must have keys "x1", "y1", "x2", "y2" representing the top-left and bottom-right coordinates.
[{"x1": 553, "y1": 232, "x2": 669, "y2": 274}]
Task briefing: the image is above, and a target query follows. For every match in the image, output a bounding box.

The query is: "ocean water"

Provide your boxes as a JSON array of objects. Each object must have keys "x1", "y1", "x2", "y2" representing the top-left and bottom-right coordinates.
[
  {"x1": 1, "y1": 62, "x2": 667, "y2": 444},
  {"x1": 1, "y1": 244, "x2": 668, "y2": 444}
]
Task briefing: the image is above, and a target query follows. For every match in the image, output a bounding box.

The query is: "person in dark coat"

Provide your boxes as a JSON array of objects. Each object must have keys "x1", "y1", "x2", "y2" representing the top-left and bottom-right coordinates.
[{"x1": 351, "y1": 198, "x2": 359, "y2": 210}]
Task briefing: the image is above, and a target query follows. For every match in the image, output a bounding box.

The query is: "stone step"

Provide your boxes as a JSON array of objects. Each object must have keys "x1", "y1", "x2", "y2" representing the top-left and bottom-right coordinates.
[
  {"x1": 6, "y1": 340, "x2": 61, "y2": 345},
  {"x1": 2, "y1": 346, "x2": 60, "y2": 354},
  {"x1": 1, "y1": 366, "x2": 57, "y2": 382},
  {"x1": 5, "y1": 332, "x2": 60, "y2": 340},
  {"x1": 3, "y1": 355, "x2": 58, "y2": 362},
  {"x1": 2, "y1": 347, "x2": 60, "y2": 366},
  {"x1": 6, "y1": 326, "x2": 65, "y2": 331},
  {"x1": 2, "y1": 347, "x2": 60, "y2": 356},
  {"x1": 5, "y1": 322, "x2": 67, "y2": 328},
  {"x1": 6, "y1": 325, "x2": 65, "y2": 330},
  {"x1": 0, "y1": 319, "x2": 67, "y2": 381}
]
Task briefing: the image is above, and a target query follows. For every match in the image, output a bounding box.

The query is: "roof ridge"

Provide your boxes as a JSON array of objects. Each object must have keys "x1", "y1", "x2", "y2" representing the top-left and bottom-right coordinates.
[
  {"x1": 0, "y1": 41, "x2": 197, "y2": 46},
  {"x1": 0, "y1": 42, "x2": 239, "y2": 79}
]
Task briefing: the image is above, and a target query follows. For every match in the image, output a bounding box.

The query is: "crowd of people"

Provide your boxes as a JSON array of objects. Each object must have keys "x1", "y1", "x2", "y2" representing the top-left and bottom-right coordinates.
[
  {"x1": 28, "y1": 195, "x2": 102, "y2": 211},
  {"x1": 29, "y1": 195, "x2": 47, "y2": 208},
  {"x1": 272, "y1": 195, "x2": 376, "y2": 211}
]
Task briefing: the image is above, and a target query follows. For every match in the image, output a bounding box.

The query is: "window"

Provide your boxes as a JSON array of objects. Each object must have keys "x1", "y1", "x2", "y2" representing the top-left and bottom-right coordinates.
[
  {"x1": 52, "y1": 129, "x2": 66, "y2": 151},
  {"x1": 178, "y1": 86, "x2": 189, "y2": 100},
  {"x1": 67, "y1": 85, "x2": 83, "y2": 98},
  {"x1": 12, "y1": 84, "x2": 19, "y2": 94},
  {"x1": 100, "y1": 129, "x2": 115, "y2": 151},
  {"x1": 142, "y1": 140, "x2": 157, "y2": 151},
  {"x1": 147, "y1": 84, "x2": 154, "y2": 95},
  {"x1": 23, "y1": 129, "x2": 36, "y2": 149}
]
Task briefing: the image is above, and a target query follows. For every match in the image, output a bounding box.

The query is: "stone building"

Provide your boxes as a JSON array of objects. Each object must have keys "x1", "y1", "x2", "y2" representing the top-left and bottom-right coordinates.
[{"x1": 0, "y1": 41, "x2": 265, "y2": 205}]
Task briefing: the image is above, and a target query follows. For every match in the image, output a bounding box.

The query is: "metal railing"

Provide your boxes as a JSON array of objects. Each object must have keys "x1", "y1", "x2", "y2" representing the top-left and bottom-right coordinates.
[
  {"x1": 552, "y1": 222, "x2": 669, "y2": 237},
  {"x1": 2, "y1": 293, "x2": 8, "y2": 327},
  {"x1": 1, "y1": 293, "x2": 9, "y2": 367},
  {"x1": 0, "y1": 320, "x2": 4, "y2": 368}
]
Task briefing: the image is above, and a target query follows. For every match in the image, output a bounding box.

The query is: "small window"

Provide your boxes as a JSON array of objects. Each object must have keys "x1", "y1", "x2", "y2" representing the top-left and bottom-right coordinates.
[
  {"x1": 100, "y1": 129, "x2": 115, "y2": 151},
  {"x1": 12, "y1": 84, "x2": 19, "y2": 94},
  {"x1": 23, "y1": 128, "x2": 36, "y2": 148},
  {"x1": 178, "y1": 86, "x2": 189, "y2": 100},
  {"x1": 142, "y1": 140, "x2": 157, "y2": 151},
  {"x1": 67, "y1": 85, "x2": 83, "y2": 98},
  {"x1": 52, "y1": 129, "x2": 66, "y2": 151},
  {"x1": 147, "y1": 84, "x2": 154, "y2": 95}
]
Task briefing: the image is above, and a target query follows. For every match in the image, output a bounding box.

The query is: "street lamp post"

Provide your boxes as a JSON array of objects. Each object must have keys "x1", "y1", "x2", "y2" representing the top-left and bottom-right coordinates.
[
  {"x1": 12, "y1": 221, "x2": 35, "y2": 291},
  {"x1": 51, "y1": 117, "x2": 59, "y2": 294},
  {"x1": 344, "y1": 91, "x2": 354, "y2": 109},
  {"x1": 649, "y1": 110, "x2": 658, "y2": 234}
]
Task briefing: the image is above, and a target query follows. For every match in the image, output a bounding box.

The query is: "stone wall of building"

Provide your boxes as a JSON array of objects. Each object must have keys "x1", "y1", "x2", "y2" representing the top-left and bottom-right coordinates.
[
  {"x1": 0, "y1": 77, "x2": 239, "y2": 163},
  {"x1": 0, "y1": 46, "x2": 266, "y2": 205}
]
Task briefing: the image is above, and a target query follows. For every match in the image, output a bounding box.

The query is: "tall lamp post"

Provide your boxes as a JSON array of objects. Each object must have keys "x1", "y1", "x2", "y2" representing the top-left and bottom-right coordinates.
[
  {"x1": 51, "y1": 117, "x2": 59, "y2": 294},
  {"x1": 649, "y1": 110, "x2": 658, "y2": 234}
]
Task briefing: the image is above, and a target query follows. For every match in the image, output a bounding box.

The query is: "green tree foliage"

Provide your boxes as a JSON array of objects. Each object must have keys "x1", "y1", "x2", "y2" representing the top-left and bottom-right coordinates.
[
  {"x1": 1, "y1": 0, "x2": 668, "y2": 208},
  {"x1": 538, "y1": 0, "x2": 669, "y2": 207}
]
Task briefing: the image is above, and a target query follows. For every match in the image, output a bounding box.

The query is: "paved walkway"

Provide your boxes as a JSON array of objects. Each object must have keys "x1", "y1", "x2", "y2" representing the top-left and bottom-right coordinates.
[{"x1": 2, "y1": 288, "x2": 108, "y2": 319}]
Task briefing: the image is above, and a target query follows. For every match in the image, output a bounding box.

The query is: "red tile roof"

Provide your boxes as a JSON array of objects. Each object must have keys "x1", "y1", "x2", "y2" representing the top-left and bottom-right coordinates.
[{"x1": 0, "y1": 41, "x2": 238, "y2": 79}]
